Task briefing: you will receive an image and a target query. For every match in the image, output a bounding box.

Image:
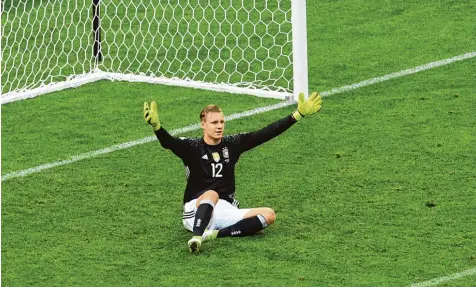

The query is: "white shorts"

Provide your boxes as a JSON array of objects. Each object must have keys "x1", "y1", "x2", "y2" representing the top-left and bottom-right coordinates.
[{"x1": 182, "y1": 199, "x2": 251, "y2": 231}]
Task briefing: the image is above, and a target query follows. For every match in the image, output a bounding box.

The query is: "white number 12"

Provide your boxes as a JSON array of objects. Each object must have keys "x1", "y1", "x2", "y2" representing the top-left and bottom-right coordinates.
[{"x1": 211, "y1": 163, "x2": 223, "y2": 177}]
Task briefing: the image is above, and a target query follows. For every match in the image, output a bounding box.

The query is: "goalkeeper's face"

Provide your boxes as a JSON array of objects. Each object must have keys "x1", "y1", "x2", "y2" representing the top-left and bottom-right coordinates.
[{"x1": 201, "y1": 111, "x2": 225, "y2": 143}]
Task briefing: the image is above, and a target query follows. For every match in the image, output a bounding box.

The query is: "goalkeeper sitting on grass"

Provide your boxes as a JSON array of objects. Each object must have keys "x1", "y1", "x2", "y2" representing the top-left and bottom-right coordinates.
[{"x1": 144, "y1": 92, "x2": 323, "y2": 253}]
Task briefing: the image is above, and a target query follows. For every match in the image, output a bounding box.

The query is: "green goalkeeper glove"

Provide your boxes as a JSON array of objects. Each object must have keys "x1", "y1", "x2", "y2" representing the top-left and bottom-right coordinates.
[
  {"x1": 292, "y1": 91, "x2": 323, "y2": 121},
  {"x1": 143, "y1": 101, "x2": 161, "y2": 131}
]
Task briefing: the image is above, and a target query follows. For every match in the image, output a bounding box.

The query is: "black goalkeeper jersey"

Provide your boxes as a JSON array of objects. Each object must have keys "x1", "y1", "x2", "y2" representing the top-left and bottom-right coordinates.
[{"x1": 154, "y1": 114, "x2": 297, "y2": 204}]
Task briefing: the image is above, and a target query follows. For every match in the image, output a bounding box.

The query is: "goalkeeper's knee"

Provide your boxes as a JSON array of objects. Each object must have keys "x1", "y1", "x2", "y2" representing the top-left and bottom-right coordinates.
[{"x1": 260, "y1": 208, "x2": 276, "y2": 226}]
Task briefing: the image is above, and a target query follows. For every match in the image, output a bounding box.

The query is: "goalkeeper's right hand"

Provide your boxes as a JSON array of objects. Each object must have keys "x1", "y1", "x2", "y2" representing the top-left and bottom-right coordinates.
[{"x1": 143, "y1": 101, "x2": 161, "y2": 131}]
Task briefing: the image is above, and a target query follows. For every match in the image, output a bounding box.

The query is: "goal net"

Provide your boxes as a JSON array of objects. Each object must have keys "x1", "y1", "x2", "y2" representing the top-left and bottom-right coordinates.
[{"x1": 1, "y1": 0, "x2": 308, "y2": 104}]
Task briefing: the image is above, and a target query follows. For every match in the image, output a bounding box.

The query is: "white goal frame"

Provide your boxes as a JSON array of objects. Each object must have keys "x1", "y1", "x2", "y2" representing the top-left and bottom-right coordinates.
[{"x1": 1, "y1": 0, "x2": 308, "y2": 104}]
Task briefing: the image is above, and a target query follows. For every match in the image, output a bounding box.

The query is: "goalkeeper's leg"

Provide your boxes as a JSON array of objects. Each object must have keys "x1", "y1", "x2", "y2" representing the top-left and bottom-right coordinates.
[
  {"x1": 216, "y1": 208, "x2": 276, "y2": 238},
  {"x1": 188, "y1": 190, "x2": 218, "y2": 253}
]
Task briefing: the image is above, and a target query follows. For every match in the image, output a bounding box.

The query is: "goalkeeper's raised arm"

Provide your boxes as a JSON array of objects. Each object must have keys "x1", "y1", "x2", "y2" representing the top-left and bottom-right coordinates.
[
  {"x1": 143, "y1": 101, "x2": 190, "y2": 158},
  {"x1": 235, "y1": 91, "x2": 323, "y2": 152}
]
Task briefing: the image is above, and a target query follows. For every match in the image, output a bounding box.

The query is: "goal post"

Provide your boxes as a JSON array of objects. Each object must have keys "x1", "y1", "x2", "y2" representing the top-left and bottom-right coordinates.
[
  {"x1": 1, "y1": 0, "x2": 308, "y2": 104},
  {"x1": 291, "y1": 0, "x2": 309, "y2": 100}
]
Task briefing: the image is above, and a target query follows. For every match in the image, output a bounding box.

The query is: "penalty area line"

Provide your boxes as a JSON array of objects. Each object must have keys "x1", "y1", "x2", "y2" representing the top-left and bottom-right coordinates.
[{"x1": 2, "y1": 51, "x2": 476, "y2": 182}]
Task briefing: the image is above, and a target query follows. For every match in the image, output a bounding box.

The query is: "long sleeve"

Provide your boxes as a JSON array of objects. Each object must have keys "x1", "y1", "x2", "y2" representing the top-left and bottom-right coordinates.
[
  {"x1": 154, "y1": 127, "x2": 190, "y2": 159},
  {"x1": 235, "y1": 114, "x2": 297, "y2": 153}
]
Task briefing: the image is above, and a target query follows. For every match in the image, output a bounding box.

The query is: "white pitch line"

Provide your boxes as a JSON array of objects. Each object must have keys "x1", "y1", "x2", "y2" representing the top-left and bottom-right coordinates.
[
  {"x1": 2, "y1": 51, "x2": 476, "y2": 182},
  {"x1": 408, "y1": 267, "x2": 476, "y2": 287},
  {"x1": 321, "y1": 51, "x2": 476, "y2": 96}
]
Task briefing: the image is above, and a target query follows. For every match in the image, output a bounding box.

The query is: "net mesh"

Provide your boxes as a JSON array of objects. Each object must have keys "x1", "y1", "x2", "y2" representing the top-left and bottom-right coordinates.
[{"x1": 1, "y1": 0, "x2": 293, "y2": 97}]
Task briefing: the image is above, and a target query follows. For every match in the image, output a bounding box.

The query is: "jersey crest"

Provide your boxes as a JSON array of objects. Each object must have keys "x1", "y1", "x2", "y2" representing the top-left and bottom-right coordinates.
[
  {"x1": 223, "y1": 147, "x2": 229, "y2": 159},
  {"x1": 212, "y1": 152, "x2": 220, "y2": 162}
]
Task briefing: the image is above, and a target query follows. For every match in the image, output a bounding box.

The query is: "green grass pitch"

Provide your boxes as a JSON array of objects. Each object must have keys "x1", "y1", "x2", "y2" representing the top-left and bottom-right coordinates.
[{"x1": 2, "y1": 0, "x2": 476, "y2": 286}]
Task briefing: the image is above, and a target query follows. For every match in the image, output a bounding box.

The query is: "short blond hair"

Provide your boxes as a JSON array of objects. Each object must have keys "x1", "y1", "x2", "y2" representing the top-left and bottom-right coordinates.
[{"x1": 200, "y1": 104, "x2": 222, "y2": 122}]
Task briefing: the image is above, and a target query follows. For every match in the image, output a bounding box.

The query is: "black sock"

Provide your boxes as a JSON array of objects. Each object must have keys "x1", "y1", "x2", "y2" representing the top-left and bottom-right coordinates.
[
  {"x1": 218, "y1": 215, "x2": 267, "y2": 238},
  {"x1": 192, "y1": 202, "x2": 214, "y2": 236}
]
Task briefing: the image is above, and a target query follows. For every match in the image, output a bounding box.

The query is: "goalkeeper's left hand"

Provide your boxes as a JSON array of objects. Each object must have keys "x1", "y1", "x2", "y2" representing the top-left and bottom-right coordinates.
[
  {"x1": 143, "y1": 101, "x2": 161, "y2": 131},
  {"x1": 292, "y1": 91, "x2": 323, "y2": 121}
]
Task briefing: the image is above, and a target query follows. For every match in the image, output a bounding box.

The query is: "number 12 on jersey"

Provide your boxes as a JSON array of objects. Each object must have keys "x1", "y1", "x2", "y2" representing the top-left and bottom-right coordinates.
[{"x1": 211, "y1": 163, "x2": 223, "y2": 177}]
